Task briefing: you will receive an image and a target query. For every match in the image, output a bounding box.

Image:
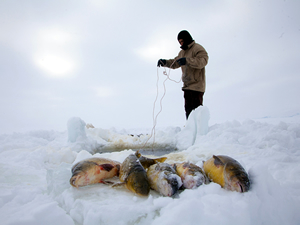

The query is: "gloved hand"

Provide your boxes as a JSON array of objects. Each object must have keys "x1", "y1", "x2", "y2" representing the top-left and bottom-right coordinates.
[
  {"x1": 157, "y1": 59, "x2": 166, "y2": 67},
  {"x1": 177, "y1": 57, "x2": 186, "y2": 66}
]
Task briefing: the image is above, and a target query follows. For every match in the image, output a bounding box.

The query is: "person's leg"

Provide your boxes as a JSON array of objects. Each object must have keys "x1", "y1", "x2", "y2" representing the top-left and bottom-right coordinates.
[{"x1": 184, "y1": 90, "x2": 204, "y2": 119}]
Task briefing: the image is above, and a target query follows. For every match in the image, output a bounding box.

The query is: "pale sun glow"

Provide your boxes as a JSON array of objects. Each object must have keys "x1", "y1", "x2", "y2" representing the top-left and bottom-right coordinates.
[
  {"x1": 35, "y1": 29, "x2": 76, "y2": 77},
  {"x1": 36, "y1": 54, "x2": 74, "y2": 77}
]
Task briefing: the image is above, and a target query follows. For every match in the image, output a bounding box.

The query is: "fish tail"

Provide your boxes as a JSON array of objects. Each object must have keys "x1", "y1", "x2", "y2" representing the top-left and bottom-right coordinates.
[
  {"x1": 154, "y1": 157, "x2": 167, "y2": 164},
  {"x1": 135, "y1": 150, "x2": 141, "y2": 158},
  {"x1": 112, "y1": 182, "x2": 125, "y2": 188}
]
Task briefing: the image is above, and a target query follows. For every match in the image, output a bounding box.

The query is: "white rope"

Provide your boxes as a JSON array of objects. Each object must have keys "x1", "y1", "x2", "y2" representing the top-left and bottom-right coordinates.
[{"x1": 142, "y1": 61, "x2": 181, "y2": 150}]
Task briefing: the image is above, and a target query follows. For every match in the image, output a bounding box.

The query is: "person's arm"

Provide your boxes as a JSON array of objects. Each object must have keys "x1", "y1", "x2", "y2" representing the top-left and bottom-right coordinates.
[
  {"x1": 165, "y1": 56, "x2": 181, "y2": 69},
  {"x1": 186, "y1": 47, "x2": 208, "y2": 70}
]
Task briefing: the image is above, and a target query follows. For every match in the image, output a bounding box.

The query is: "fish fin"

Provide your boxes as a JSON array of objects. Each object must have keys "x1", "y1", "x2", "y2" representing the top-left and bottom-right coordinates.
[
  {"x1": 116, "y1": 164, "x2": 120, "y2": 177},
  {"x1": 154, "y1": 157, "x2": 167, "y2": 164},
  {"x1": 172, "y1": 163, "x2": 177, "y2": 171},
  {"x1": 135, "y1": 150, "x2": 141, "y2": 158},
  {"x1": 112, "y1": 182, "x2": 126, "y2": 188},
  {"x1": 213, "y1": 155, "x2": 224, "y2": 167},
  {"x1": 99, "y1": 164, "x2": 114, "y2": 172},
  {"x1": 101, "y1": 180, "x2": 115, "y2": 185},
  {"x1": 182, "y1": 162, "x2": 190, "y2": 168}
]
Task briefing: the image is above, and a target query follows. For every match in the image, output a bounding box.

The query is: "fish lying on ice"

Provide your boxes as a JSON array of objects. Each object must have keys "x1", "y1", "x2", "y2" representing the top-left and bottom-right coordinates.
[
  {"x1": 173, "y1": 162, "x2": 210, "y2": 189},
  {"x1": 135, "y1": 151, "x2": 167, "y2": 168},
  {"x1": 203, "y1": 155, "x2": 250, "y2": 193},
  {"x1": 147, "y1": 162, "x2": 182, "y2": 197},
  {"x1": 117, "y1": 153, "x2": 150, "y2": 196},
  {"x1": 70, "y1": 158, "x2": 121, "y2": 188}
]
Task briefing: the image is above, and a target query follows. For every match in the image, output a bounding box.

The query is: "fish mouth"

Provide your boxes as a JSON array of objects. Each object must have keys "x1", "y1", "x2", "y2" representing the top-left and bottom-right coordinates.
[
  {"x1": 170, "y1": 184, "x2": 179, "y2": 196},
  {"x1": 239, "y1": 184, "x2": 244, "y2": 193},
  {"x1": 238, "y1": 181, "x2": 250, "y2": 193},
  {"x1": 70, "y1": 177, "x2": 78, "y2": 188},
  {"x1": 166, "y1": 176, "x2": 181, "y2": 196},
  {"x1": 238, "y1": 177, "x2": 251, "y2": 193}
]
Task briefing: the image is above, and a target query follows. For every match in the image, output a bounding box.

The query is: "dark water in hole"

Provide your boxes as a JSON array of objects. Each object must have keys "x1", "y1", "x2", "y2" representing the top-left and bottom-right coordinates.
[
  {"x1": 97, "y1": 146, "x2": 177, "y2": 156},
  {"x1": 138, "y1": 148, "x2": 177, "y2": 156}
]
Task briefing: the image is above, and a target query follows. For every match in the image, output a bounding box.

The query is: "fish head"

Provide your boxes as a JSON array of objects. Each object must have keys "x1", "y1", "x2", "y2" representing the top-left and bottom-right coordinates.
[
  {"x1": 156, "y1": 164, "x2": 182, "y2": 196},
  {"x1": 70, "y1": 161, "x2": 99, "y2": 187},
  {"x1": 163, "y1": 174, "x2": 182, "y2": 196},
  {"x1": 224, "y1": 163, "x2": 250, "y2": 193},
  {"x1": 224, "y1": 174, "x2": 250, "y2": 193},
  {"x1": 126, "y1": 167, "x2": 150, "y2": 196},
  {"x1": 70, "y1": 174, "x2": 84, "y2": 188}
]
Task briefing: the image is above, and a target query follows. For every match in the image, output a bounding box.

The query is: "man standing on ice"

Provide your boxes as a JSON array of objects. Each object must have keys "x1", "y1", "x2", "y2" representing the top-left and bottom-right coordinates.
[{"x1": 157, "y1": 30, "x2": 209, "y2": 119}]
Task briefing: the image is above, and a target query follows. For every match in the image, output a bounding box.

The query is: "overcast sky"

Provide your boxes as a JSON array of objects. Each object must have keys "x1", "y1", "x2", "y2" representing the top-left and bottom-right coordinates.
[{"x1": 0, "y1": 0, "x2": 299, "y2": 134}]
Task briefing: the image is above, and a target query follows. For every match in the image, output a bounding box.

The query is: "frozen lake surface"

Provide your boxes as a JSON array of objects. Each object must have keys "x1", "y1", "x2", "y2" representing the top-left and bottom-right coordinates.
[{"x1": 1, "y1": 107, "x2": 300, "y2": 225}]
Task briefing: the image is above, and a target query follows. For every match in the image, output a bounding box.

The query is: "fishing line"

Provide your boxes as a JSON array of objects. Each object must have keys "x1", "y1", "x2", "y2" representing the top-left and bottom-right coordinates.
[{"x1": 141, "y1": 61, "x2": 181, "y2": 150}]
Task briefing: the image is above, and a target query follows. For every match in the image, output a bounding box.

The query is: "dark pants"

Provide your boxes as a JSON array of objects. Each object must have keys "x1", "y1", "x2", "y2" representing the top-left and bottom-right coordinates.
[{"x1": 184, "y1": 90, "x2": 204, "y2": 119}]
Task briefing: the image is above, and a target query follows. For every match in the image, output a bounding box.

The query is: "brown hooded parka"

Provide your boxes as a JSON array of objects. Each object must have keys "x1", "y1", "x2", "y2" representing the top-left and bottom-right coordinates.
[{"x1": 164, "y1": 41, "x2": 208, "y2": 93}]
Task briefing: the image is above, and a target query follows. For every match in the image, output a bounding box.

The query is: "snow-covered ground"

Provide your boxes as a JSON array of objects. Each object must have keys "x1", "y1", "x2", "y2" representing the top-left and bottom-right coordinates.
[{"x1": 1, "y1": 106, "x2": 300, "y2": 225}]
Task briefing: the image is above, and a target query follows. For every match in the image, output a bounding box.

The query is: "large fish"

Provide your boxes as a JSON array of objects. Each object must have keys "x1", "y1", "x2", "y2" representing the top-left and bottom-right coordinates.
[
  {"x1": 135, "y1": 151, "x2": 167, "y2": 169},
  {"x1": 147, "y1": 162, "x2": 182, "y2": 197},
  {"x1": 173, "y1": 162, "x2": 210, "y2": 189},
  {"x1": 70, "y1": 158, "x2": 121, "y2": 188},
  {"x1": 118, "y1": 153, "x2": 150, "y2": 196},
  {"x1": 203, "y1": 155, "x2": 250, "y2": 193}
]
